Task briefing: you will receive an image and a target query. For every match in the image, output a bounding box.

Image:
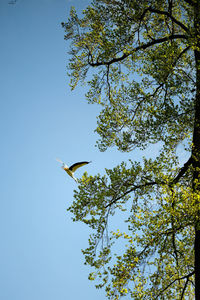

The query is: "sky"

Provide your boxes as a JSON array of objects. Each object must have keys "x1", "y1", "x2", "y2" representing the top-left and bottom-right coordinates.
[
  {"x1": 0, "y1": 1, "x2": 189, "y2": 300},
  {"x1": 0, "y1": 1, "x2": 136, "y2": 299}
]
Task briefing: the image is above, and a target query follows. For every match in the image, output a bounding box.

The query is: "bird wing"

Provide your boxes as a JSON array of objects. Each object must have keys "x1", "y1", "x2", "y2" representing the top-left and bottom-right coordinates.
[
  {"x1": 56, "y1": 158, "x2": 64, "y2": 164},
  {"x1": 56, "y1": 158, "x2": 67, "y2": 169},
  {"x1": 69, "y1": 161, "x2": 91, "y2": 172}
]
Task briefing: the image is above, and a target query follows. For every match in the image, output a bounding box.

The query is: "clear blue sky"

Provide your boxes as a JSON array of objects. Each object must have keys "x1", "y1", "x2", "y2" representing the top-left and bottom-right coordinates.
[
  {"x1": 0, "y1": 1, "x2": 188, "y2": 299},
  {"x1": 0, "y1": 1, "x2": 134, "y2": 299}
]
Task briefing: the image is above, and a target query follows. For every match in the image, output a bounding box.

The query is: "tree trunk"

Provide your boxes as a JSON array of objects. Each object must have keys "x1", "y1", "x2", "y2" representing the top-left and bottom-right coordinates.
[{"x1": 193, "y1": 1, "x2": 200, "y2": 299}]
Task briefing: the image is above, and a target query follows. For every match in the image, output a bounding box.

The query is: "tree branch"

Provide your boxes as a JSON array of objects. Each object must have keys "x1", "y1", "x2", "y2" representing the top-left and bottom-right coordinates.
[
  {"x1": 104, "y1": 181, "x2": 162, "y2": 208},
  {"x1": 147, "y1": 8, "x2": 189, "y2": 33},
  {"x1": 183, "y1": 0, "x2": 195, "y2": 6},
  {"x1": 88, "y1": 34, "x2": 187, "y2": 67},
  {"x1": 170, "y1": 156, "x2": 193, "y2": 186},
  {"x1": 105, "y1": 156, "x2": 193, "y2": 209},
  {"x1": 180, "y1": 276, "x2": 190, "y2": 300},
  {"x1": 105, "y1": 157, "x2": 193, "y2": 209},
  {"x1": 155, "y1": 271, "x2": 195, "y2": 299}
]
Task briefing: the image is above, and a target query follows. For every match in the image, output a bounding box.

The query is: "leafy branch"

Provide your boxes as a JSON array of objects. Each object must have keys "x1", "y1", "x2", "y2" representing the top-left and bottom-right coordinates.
[{"x1": 88, "y1": 34, "x2": 188, "y2": 67}]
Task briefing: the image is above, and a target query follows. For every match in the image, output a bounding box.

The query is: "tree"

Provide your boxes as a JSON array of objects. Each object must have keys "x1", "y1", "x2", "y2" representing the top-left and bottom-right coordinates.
[{"x1": 62, "y1": 0, "x2": 200, "y2": 298}]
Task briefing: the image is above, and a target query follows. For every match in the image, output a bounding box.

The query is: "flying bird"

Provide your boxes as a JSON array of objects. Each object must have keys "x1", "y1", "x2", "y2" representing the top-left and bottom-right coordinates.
[{"x1": 56, "y1": 158, "x2": 91, "y2": 183}]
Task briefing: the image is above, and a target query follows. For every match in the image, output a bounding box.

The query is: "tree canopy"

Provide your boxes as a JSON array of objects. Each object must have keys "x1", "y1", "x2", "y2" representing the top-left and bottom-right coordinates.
[{"x1": 62, "y1": 0, "x2": 200, "y2": 298}]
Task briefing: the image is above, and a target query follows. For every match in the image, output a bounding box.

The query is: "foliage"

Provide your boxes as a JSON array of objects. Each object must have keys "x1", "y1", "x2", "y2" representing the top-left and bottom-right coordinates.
[{"x1": 62, "y1": 0, "x2": 200, "y2": 298}]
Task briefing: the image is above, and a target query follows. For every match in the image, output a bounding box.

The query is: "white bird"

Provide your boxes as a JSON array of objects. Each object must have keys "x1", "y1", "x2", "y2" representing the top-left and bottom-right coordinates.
[{"x1": 56, "y1": 158, "x2": 91, "y2": 183}]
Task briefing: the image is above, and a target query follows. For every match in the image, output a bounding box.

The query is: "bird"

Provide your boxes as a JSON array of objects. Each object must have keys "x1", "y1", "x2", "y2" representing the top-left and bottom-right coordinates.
[{"x1": 56, "y1": 158, "x2": 91, "y2": 183}]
